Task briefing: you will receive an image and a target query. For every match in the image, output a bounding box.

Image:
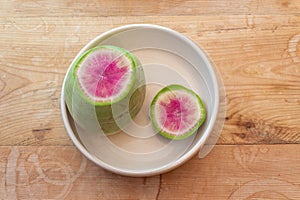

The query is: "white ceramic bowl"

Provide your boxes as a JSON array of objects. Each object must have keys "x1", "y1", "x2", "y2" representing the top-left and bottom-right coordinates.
[{"x1": 61, "y1": 24, "x2": 221, "y2": 177}]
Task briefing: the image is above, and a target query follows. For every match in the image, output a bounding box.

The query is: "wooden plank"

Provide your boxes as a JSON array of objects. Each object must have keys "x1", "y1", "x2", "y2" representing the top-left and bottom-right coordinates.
[
  {"x1": 0, "y1": 0, "x2": 300, "y2": 17},
  {"x1": 0, "y1": 15, "x2": 299, "y2": 145},
  {"x1": 0, "y1": 146, "x2": 160, "y2": 199},
  {"x1": 0, "y1": 145, "x2": 299, "y2": 199},
  {"x1": 160, "y1": 144, "x2": 300, "y2": 199}
]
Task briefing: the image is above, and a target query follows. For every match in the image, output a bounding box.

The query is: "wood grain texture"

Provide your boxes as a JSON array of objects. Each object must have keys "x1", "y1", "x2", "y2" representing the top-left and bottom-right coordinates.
[
  {"x1": 0, "y1": 15, "x2": 299, "y2": 145},
  {"x1": 0, "y1": 145, "x2": 299, "y2": 199},
  {"x1": 1, "y1": 1, "x2": 300, "y2": 199},
  {"x1": 0, "y1": 0, "x2": 300, "y2": 17},
  {"x1": 159, "y1": 144, "x2": 300, "y2": 199}
]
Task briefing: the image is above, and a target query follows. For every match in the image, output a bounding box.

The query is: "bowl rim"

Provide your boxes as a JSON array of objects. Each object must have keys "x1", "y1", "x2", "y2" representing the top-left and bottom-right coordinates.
[{"x1": 60, "y1": 24, "x2": 220, "y2": 177}]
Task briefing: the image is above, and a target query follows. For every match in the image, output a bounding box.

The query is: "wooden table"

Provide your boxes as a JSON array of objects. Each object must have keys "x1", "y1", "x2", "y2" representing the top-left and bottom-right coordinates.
[{"x1": 1, "y1": 1, "x2": 300, "y2": 199}]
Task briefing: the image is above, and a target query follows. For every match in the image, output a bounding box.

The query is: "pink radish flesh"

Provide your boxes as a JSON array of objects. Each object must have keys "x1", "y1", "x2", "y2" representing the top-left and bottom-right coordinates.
[{"x1": 77, "y1": 49, "x2": 133, "y2": 102}]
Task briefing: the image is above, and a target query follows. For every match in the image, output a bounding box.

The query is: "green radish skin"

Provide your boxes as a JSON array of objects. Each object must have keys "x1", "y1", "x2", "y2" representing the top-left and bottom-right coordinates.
[
  {"x1": 150, "y1": 84, "x2": 206, "y2": 140},
  {"x1": 64, "y1": 46, "x2": 145, "y2": 134}
]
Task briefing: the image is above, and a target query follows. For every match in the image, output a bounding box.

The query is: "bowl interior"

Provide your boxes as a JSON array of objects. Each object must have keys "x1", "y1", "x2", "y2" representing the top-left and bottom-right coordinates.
[{"x1": 62, "y1": 25, "x2": 219, "y2": 176}]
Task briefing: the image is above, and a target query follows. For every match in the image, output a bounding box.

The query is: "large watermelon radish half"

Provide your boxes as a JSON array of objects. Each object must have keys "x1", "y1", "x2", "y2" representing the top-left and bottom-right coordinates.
[
  {"x1": 150, "y1": 85, "x2": 206, "y2": 140},
  {"x1": 64, "y1": 46, "x2": 145, "y2": 134}
]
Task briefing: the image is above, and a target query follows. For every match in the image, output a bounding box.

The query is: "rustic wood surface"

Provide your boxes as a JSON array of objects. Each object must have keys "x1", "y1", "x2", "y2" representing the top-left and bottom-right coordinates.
[{"x1": 0, "y1": 0, "x2": 300, "y2": 199}]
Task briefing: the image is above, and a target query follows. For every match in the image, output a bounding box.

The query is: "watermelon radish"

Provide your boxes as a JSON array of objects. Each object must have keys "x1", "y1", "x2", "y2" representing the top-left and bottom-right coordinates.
[
  {"x1": 64, "y1": 45, "x2": 145, "y2": 134},
  {"x1": 150, "y1": 85, "x2": 206, "y2": 140}
]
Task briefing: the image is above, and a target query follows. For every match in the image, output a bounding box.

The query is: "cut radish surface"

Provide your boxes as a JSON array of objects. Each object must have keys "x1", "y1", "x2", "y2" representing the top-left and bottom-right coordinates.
[
  {"x1": 150, "y1": 85, "x2": 206, "y2": 140},
  {"x1": 76, "y1": 47, "x2": 135, "y2": 104},
  {"x1": 64, "y1": 46, "x2": 145, "y2": 134}
]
